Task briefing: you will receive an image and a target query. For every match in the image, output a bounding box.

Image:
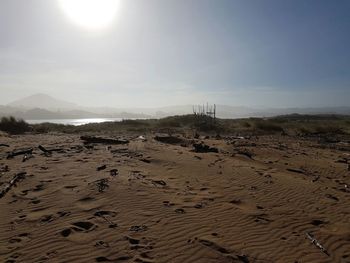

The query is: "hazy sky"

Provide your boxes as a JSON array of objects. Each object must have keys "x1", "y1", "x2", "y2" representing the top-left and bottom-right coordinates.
[{"x1": 1, "y1": 0, "x2": 349, "y2": 108}]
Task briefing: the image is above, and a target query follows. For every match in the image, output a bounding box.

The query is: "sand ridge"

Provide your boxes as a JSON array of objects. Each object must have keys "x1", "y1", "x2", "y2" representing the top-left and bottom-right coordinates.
[{"x1": 0, "y1": 133, "x2": 349, "y2": 262}]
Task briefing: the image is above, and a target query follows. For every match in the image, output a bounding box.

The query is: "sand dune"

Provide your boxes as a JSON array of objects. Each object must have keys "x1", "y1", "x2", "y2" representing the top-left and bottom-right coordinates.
[{"x1": 0, "y1": 133, "x2": 349, "y2": 262}]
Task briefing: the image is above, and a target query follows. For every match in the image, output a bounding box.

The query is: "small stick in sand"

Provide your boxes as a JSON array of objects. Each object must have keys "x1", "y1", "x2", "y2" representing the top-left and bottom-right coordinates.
[
  {"x1": 38, "y1": 145, "x2": 50, "y2": 153},
  {"x1": 95, "y1": 211, "x2": 117, "y2": 228},
  {"x1": 306, "y1": 232, "x2": 330, "y2": 256},
  {"x1": 0, "y1": 172, "x2": 26, "y2": 198}
]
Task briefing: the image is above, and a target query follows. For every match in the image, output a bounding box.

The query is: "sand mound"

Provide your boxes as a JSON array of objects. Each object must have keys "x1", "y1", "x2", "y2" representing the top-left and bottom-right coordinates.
[{"x1": 0, "y1": 134, "x2": 349, "y2": 262}]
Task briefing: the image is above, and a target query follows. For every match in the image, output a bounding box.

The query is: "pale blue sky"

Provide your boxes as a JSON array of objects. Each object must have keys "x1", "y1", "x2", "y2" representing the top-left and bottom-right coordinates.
[{"x1": 0, "y1": 0, "x2": 349, "y2": 107}]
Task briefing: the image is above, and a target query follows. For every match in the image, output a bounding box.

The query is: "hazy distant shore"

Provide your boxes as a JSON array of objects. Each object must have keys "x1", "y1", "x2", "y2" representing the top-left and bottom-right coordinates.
[{"x1": 26, "y1": 117, "x2": 139, "y2": 126}]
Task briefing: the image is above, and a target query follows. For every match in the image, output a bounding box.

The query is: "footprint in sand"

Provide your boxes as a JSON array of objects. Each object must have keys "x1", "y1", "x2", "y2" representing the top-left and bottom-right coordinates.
[
  {"x1": 61, "y1": 221, "x2": 97, "y2": 237},
  {"x1": 175, "y1": 208, "x2": 185, "y2": 214},
  {"x1": 64, "y1": 185, "x2": 78, "y2": 189},
  {"x1": 194, "y1": 202, "x2": 206, "y2": 209},
  {"x1": 61, "y1": 228, "x2": 72, "y2": 237},
  {"x1": 8, "y1": 233, "x2": 31, "y2": 249},
  {"x1": 57, "y1": 211, "x2": 71, "y2": 217},
  {"x1": 71, "y1": 221, "x2": 96, "y2": 232},
  {"x1": 125, "y1": 236, "x2": 140, "y2": 245},
  {"x1": 95, "y1": 256, "x2": 132, "y2": 262},
  {"x1": 76, "y1": 196, "x2": 102, "y2": 211},
  {"x1": 198, "y1": 238, "x2": 250, "y2": 263},
  {"x1": 30, "y1": 198, "x2": 41, "y2": 204},
  {"x1": 253, "y1": 214, "x2": 271, "y2": 224},
  {"x1": 94, "y1": 210, "x2": 117, "y2": 217},
  {"x1": 8, "y1": 237, "x2": 22, "y2": 244},
  {"x1": 310, "y1": 219, "x2": 327, "y2": 226},
  {"x1": 78, "y1": 196, "x2": 95, "y2": 202},
  {"x1": 40, "y1": 214, "x2": 54, "y2": 224},
  {"x1": 124, "y1": 236, "x2": 155, "y2": 261},
  {"x1": 5, "y1": 258, "x2": 17, "y2": 263},
  {"x1": 162, "y1": 201, "x2": 175, "y2": 207},
  {"x1": 33, "y1": 184, "x2": 45, "y2": 192}
]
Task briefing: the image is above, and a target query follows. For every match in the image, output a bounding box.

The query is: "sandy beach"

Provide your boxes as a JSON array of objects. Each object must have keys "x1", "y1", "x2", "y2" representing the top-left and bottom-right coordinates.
[{"x1": 0, "y1": 132, "x2": 349, "y2": 263}]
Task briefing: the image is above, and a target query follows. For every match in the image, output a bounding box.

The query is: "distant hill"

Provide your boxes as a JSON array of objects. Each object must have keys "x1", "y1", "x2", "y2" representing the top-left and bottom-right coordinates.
[
  {"x1": 1, "y1": 93, "x2": 350, "y2": 120},
  {"x1": 8, "y1": 93, "x2": 78, "y2": 110},
  {"x1": 126, "y1": 105, "x2": 350, "y2": 118}
]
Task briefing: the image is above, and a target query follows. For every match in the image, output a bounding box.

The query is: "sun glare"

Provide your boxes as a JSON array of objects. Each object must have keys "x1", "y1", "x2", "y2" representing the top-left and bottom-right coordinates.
[{"x1": 58, "y1": 0, "x2": 120, "y2": 30}]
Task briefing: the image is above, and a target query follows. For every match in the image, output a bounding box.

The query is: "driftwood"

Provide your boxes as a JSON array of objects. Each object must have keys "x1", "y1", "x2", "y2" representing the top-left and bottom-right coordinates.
[
  {"x1": 7, "y1": 148, "x2": 33, "y2": 159},
  {"x1": 38, "y1": 145, "x2": 64, "y2": 154},
  {"x1": 193, "y1": 143, "x2": 218, "y2": 153},
  {"x1": 306, "y1": 232, "x2": 330, "y2": 256},
  {"x1": 0, "y1": 172, "x2": 26, "y2": 198},
  {"x1": 154, "y1": 135, "x2": 185, "y2": 145},
  {"x1": 81, "y1": 136, "x2": 129, "y2": 145}
]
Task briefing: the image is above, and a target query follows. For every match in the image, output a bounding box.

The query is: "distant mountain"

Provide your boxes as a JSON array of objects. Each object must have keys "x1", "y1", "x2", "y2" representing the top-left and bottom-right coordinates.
[
  {"x1": 1, "y1": 93, "x2": 350, "y2": 120},
  {"x1": 21, "y1": 108, "x2": 105, "y2": 120},
  {"x1": 249, "y1": 107, "x2": 350, "y2": 117},
  {"x1": 8, "y1": 93, "x2": 78, "y2": 110}
]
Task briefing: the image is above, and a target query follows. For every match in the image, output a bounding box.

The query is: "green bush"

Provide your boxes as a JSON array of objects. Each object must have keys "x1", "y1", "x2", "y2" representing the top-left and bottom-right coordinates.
[{"x1": 0, "y1": 116, "x2": 31, "y2": 134}]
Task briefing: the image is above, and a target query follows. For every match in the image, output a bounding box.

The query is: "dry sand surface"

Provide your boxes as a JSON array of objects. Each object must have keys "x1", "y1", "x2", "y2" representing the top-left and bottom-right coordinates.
[{"x1": 0, "y1": 133, "x2": 350, "y2": 263}]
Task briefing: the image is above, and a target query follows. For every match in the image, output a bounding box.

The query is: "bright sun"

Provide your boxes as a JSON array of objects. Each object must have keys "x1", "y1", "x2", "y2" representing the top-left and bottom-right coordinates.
[{"x1": 58, "y1": 0, "x2": 120, "y2": 30}]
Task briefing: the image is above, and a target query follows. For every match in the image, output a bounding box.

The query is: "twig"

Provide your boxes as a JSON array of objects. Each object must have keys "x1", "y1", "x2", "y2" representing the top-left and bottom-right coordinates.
[
  {"x1": 306, "y1": 232, "x2": 330, "y2": 256},
  {"x1": 0, "y1": 172, "x2": 26, "y2": 198}
]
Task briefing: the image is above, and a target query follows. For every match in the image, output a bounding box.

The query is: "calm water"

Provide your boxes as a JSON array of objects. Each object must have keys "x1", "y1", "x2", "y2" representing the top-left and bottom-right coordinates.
[{"x1": 26, "y1": 118, "x2": 124, "y2": 126}]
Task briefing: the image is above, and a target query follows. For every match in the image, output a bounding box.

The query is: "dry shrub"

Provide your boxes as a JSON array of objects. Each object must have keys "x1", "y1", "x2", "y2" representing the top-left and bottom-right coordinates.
[
  {"x1": 0, "y1": 116, "x2": 31, "y2": 134},
  {"x1": 253, "y1": 120, "x2": 284, "y2": 133}
]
